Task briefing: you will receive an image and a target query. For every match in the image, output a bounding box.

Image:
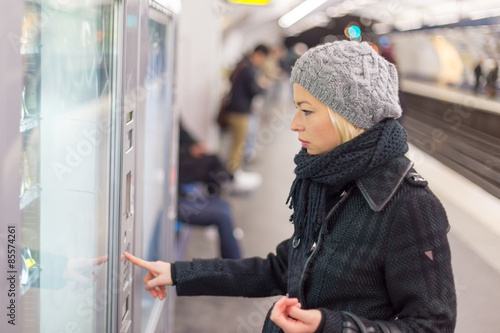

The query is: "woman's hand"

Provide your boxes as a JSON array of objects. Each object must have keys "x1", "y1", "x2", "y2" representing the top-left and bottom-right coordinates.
[
  {"x1": 270, "y1": 296, "x2": 322, "y2": 333},
  {"x1": 124, "y1": 252, "x2": 172, "y2": 300}
]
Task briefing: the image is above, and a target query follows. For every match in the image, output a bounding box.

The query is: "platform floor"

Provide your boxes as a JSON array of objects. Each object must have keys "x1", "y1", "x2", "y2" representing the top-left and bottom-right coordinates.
[
  {"x1": 173, "y1": 83, "x2": 500, "y2": 333},
  {"x1": 400, "y1": 79, "x2": 500, "y2": 115}
]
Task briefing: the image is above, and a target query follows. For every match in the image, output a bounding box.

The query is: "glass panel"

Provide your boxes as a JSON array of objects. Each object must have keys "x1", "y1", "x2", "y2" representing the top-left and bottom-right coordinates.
[
  {"x1": 19, "y1": 1, "x2": 115, "y2": 332},
  {"x1": 139, "y1": 9, "x2": 172, "y2": 332}
]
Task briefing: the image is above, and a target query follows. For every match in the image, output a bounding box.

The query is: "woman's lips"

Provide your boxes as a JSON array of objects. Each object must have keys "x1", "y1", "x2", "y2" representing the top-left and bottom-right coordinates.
[{"x1": 299, "y1": 138, "x2": 310, "y2": 147}]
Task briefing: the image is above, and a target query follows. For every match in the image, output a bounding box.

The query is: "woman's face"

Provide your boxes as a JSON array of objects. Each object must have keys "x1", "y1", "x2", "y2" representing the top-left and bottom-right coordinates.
[{"x1": 290, "y1": 83, "x2": 339, "y2": 155}]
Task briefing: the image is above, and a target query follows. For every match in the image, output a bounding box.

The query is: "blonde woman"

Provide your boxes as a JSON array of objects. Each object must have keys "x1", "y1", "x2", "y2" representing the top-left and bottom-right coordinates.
[{"x1": 126, "y1": 41, "x2": 456, "y2": 333}]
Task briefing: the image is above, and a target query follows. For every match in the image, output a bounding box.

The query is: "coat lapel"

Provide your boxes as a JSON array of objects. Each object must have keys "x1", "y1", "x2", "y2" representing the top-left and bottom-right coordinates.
[{"x1": 356, "y1": 156, "x2": 413, "y2": 212}]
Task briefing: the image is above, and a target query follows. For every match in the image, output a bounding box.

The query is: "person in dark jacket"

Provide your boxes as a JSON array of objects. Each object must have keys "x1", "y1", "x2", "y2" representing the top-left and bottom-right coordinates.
[
  {"x1": 485, "y1": 62, "x2": 498, "y2": 98},
  {"x1": 126, "y1": 41, "x2": 456, "y2": 333},
  {"x1": 226, "y1": 44, "x2": 268, "y2": 176},
  {"x1": 178, "y1": 121, "x2": 230, "y2": 194},
  {"x1": 179, "y1": 121, "x2": 261, "y2": 195},
  {"x1": 473, "y1": 59, "x2": 483, "y2": 95}
]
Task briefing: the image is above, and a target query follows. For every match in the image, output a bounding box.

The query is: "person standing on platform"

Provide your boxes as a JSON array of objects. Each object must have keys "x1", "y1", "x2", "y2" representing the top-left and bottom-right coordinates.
[
  {"x1": 261, "y1": 46, "x2": 285, "y2": 119},
  {"x1": 225, "y1": 44, "x2": 269, "y2": 182},
  {"x1": 245, "y1": 46, "x2": 285, "y2": 163},
  {"x1": 126, "y1": 41, "x2": 456, "y2": 333},
  {"x1": 473, "y1": 59, "x2": 483, "y2": 95},
  {"x1": 485, "y1": 62, "x2": 498, "y2": 98}
]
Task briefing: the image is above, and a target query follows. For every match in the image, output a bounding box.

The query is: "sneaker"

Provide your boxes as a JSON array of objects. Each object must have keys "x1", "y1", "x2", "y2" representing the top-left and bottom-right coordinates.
[
  {"x1": 233, "y1": 227, "x2": 244, "y2": 240},
  {"x1": 229, "y1": 169, "x2": 262, "y2": 194}
]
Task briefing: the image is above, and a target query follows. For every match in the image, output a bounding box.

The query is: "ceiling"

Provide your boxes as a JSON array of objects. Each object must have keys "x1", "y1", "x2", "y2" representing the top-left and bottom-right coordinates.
[{"x1": 220, "y1": 0, "x2": 500, "y2": 36}]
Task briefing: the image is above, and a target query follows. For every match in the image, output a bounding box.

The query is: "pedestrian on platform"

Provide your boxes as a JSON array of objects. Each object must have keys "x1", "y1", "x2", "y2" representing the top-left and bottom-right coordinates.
[
  {"x1": 126, "y1": 41, "x2": 456, "y2": 333},
  {"x1": 473, "y1": 59, "x2": 483, "y2": 95},
  {"x1": 225, "y1": 44, "x2": 269, "y2": 179},
  {"x1": 485, "y1": 62, "x2": 498, "y2": 98}
]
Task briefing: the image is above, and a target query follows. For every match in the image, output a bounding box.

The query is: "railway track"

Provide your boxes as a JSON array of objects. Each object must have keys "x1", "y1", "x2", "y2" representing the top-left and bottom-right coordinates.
[{"x1": 400, "y1": 92, "x2": 500, "y2": 199}]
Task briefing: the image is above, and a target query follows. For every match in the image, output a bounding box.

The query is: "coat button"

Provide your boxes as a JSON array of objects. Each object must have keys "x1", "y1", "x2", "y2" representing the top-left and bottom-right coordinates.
[{"x1": 292, "y1": 236, "x2": 301, "y2": 248}]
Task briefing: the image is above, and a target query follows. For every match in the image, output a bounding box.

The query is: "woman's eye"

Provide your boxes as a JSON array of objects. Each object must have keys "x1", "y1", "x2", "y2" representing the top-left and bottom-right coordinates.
[{"x1": 302, "y1": 110, "x2": 312, "y2": 115}]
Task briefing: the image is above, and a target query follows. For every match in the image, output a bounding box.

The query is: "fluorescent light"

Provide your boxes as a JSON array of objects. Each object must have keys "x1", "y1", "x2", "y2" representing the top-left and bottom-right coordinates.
[
  {"x1": 394, "y1": 19, "x2": 423, "y2": 31},
  {"x1": 425, "y1": 14, "x2": 460, "y2": 26},
  {"x1": 278, "y1": 0, "x2": 328, "y2": 28},
  {"x1": 469, "y1": 8, "x2": 500, "y2": 20},
  {"x1": 326, "y1": 5, "x2": 350, "y2": 18},
  {"x1": 372, "y1": 22, "x2": 393, "y2": 34},
  {"x1": 283, "y1": 12, "x2": 329, "y2": 36},
  {"x1": 227, "y1": 0, "x2": 272, "y2": 5},
  {"x1": 154, "y1": 0, "x2": 182, "y2": 14}
]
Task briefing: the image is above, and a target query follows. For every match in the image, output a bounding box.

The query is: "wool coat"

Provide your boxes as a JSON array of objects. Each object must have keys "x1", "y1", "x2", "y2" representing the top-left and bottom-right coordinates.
[{"x1": 171, "y1": 156, "x2": 457, "y2": 332}]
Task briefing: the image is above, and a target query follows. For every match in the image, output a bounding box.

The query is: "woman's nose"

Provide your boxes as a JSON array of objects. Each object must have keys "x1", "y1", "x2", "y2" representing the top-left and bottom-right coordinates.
[{"x1": 290, "y1": 111, "x2": 303, "y2": 132}]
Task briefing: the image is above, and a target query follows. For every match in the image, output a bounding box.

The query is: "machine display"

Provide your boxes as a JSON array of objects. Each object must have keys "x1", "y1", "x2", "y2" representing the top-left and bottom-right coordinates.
[{"x1": 2, "y1": 1, "x2": 179, "y2": 332}]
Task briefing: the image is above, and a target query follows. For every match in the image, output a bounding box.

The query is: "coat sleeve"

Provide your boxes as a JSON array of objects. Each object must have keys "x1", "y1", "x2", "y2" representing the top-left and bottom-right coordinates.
[
  {"x1": 382, "y1": 186, "x2": 456, "y2": 332},
  {"x1": 173, "y1": 238, "x2": 290, "y2": 297},
  {"x1": 318, "y1": 186, "x2": 457, "y2": 333}
]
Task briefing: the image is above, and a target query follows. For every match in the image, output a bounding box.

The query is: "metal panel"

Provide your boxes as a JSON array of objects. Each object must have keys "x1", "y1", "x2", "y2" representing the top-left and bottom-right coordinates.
[
  {"x1": 0, "y1": 1, "x2": 24, "y2": 333},
  {"x1": 162, "y1": 11, "x2": 180, "y2": 333},
  {"x1": 132, "y1": 1, "x2": 179, "y2": 332},
  {"x1": 131, "y1": 0, "x2": 150, "y2": 329},
  {"x1": 109, "y1": 1, "x2": 125, "y2": 332},
  {"x1": 117, "y1": 0, "x2": 140, "y2": 332}
]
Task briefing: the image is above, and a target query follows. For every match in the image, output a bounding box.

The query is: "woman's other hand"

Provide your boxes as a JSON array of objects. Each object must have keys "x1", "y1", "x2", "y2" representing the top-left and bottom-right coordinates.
[
  {"x1": 270, "y1": 296, "x2": 322, "y2": 333},
  {"x1": 124, "y1": 252, "x2": 172, "y2": 300}
]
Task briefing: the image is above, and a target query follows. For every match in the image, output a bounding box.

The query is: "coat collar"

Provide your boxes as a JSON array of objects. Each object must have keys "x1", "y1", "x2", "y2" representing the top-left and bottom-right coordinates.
[{"x1": 355, "y1": 156, "x2": 414, "y2": 212}]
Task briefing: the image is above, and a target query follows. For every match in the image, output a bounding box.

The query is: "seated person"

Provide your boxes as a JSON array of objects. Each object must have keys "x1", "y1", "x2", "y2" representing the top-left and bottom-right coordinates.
[
  {"x1": 179, "y1": 122, "x2": 261, "y2": 195},
  {"x1": 178, "y1": 122, "x2": 247, "y2": 259}
]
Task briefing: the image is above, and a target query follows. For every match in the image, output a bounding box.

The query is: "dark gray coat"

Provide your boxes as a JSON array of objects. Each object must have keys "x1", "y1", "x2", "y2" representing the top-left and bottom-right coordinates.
[{"x1": 173, "y1": 156, "x2": 457, "y2": 332}]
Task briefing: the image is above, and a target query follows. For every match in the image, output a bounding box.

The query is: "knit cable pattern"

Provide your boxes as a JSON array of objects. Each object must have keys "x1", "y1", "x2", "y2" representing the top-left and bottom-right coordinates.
[{"x1": 290, "y1": 41, "x2": 402, "y2": 129}]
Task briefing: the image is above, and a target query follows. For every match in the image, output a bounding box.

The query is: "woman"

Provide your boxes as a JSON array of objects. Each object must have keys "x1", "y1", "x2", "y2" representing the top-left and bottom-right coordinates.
[{"x1": 126, "y1": 41, "x2": 456, "y2": 332}]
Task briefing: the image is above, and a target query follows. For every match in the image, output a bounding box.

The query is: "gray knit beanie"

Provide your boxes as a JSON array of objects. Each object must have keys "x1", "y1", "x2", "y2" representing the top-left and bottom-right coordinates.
[{"x1": 290, "y1": 41, "x2": 402, "y2": 129}]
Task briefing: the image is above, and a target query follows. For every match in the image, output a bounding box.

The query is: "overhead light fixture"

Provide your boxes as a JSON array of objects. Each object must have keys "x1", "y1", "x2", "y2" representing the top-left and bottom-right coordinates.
[
  {"x1": 469, "y1": 8, "x2": 500, "y2": 20},
  {"x1": 278, "y1": 0, "x2": 328, "y2": 29},
  {"x1": 154, "y1": 0, "x2": 182, "y2": 14},
  {"x1": 372, "y1": 22, "x2": 393, "y2": 34},
  {"x1": 425, "y1": 14, "x2": 460, "y2": 26},
  {"x1": 394, "y1": 19, "x2": 423, "y2": 31},
  {"x1": 227, "y1": 0, "x2": 272, "y2": 5}
]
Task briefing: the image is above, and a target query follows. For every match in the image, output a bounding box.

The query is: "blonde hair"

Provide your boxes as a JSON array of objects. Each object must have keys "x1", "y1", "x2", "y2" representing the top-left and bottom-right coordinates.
[{"x1": 327, "y1": 107, "x2": 365, "y2": 144}]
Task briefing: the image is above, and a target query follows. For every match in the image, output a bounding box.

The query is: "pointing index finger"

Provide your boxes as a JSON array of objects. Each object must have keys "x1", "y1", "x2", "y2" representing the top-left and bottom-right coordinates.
[{"x1": 124, "y1": 252, "x2": 152, "y2": 270}]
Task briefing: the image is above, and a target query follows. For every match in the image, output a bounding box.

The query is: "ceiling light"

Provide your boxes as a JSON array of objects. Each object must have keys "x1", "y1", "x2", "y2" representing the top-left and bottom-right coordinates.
[
  {"x1": 425, "y1": 14, "x2": 460, "y2": 26},
  {"x1": 227, "y1": 0, "x2": 272, "y2": 5},
  {"x1": 278, "y1": 0, "x2": 328, "y2": 28},
  {"x1": 469, "y1": 8, "x2": 500, "y2": 20},
  {"x1": 372, "y1": 22, "x2": 393, "y2": 34},
  {"x1": 394, "y1": 19, "x2": 423, "y2": 31}
]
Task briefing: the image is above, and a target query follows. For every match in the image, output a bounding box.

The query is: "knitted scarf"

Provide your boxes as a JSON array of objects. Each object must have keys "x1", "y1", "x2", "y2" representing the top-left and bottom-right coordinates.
[{"x1": 286, "y1": 119, "x2": 408, "y2": 239}]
